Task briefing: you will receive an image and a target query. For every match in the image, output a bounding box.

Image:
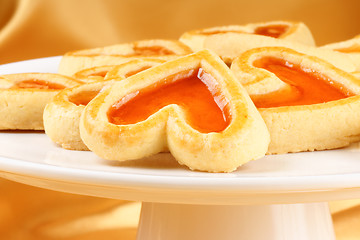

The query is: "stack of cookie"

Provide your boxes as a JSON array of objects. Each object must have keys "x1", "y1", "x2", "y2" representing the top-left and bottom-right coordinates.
[{"x1": 1, "y1": 20, "x2": 359, "y2": 172}]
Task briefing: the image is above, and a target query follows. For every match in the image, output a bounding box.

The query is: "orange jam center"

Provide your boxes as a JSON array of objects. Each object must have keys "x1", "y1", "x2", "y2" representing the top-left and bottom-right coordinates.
[
  {"x1": 335, "y1": 43, "x2": 360, "y2": 53},
  {"x1": 252, "y1": 57, "x2": 354, "y2": 108},
  {"x1": 254, "y1": 24, "x2": 289, "y2": 38},
  {"x1": 69, "y1": 90, "x2": 100, "y2": 106},
  {"x1": 107, "y1": 68, "x2": 230, "y2": 133},
  {"x1": 132, "y1": 46, "x2": 175, "y2": 56},
  {"x1": 13, "y1": 79, "x2": 66, "y2": 89},
  {"x1": 200, "y1": 24, "x2": 288, "y2": 38},
  {"x1": 200, "y1": 30, "x2": 247, "y2": 35},
  {"x1": 88, "y1": 71, "x2": 109, "y2": 77}
]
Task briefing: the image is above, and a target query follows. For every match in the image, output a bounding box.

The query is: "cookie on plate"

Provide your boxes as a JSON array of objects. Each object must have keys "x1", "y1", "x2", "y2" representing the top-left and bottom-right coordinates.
[
  {"x1": 180, "y1": 21, "x2": 315, "y2": 53},
  {"x1": 80, "y1": 50, "x2": 270, "y2": 172},
  {"x1": 0, "y1": 73, "x2": 81, "y2": 130},
  {"x1": 180, "y1": 22, "x2": 355, "y2": 72},
  {"x1": 231, "y1": 47, "x2": 360, "y2": 154}
]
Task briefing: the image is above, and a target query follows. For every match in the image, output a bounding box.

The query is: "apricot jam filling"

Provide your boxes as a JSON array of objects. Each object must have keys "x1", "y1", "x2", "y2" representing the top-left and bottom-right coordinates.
[
  {"x1": 12, "y1": 79, "x2": 66, "y2": 90},
  {"x1": 200, "y1": 30, "x2": 247, "y2": 35},
  {"x1": 88, "y1": 71, "x2": 109, "y2": 77},
  {"x1": 69, "y1": 90, "x2": 100, "y2": 106},
  {"x1": 200, "y1": 24, "x2": 289, "y2": 38},
  {"x1": 131, "y1": 46, "x2": 175, "y2": 56},
  {"x1": 107, "y1": 68, "x2": 231, "y2": 133},
  {"x1": 334, "y1": 43, "x2": 360, "y2": 53},
  {"x1": 252, "y1": 57, "x2": 354, "y2": 108},
  {"x1": 253, "y1": 24, "x2": 289, "y2": 38}
]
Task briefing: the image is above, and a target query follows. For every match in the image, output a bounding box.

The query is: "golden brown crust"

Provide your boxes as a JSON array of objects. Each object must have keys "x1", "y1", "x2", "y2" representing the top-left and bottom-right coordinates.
[
  {"x1": 0, "y1": 73, "x2": 81, "y2": 130},
  {"x1": 58, "y1": 39, "x2": 193, "y2": 76},
  {"x1": 231, "y1": 47, "x2": 360, "y2": 154},
  {"x1": 80, "y1": 50, "x2": 270, "y2": 172}
]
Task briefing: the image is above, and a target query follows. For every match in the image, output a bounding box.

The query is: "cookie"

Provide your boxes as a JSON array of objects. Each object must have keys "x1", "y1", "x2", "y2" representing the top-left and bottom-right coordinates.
[
  {"x1": 231, "y1": 47, "x2": 360, "y2": 154},
  {"x1": 80, "y1": 50, "x2": 270, "y2": 172},
  {"x1": 0, "y1": 73, "x2": 81, "y2": 130}
]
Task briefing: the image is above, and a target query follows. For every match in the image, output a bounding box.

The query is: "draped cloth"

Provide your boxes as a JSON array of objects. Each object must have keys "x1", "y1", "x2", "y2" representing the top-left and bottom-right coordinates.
[{"x1": 1, "y1": 0, "x2": 360, "y2": 239}]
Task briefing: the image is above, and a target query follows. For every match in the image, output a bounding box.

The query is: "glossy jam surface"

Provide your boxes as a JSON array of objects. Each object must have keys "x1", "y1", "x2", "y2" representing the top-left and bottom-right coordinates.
[
  {"x1": 335, "y1": 43, "x2": 360, "y2": 53},
  {"x1": 254, "y1": 24, "x2": 289, "y2": 38},
  {"x1": 108, "y1": 68, "x2": 230, "y2": 133},
  {"x1": 69, "y1": 90, "x2": 100, "y2": 106},
  {"x1": 131, "y1": 46, "x2": 175, "y2": 56},
  {"x1": 252, "y1": 57, "x2": 354, "y2": 108},
  {"x1": 13, "y1": 79, "x2": 66, "y2": 89},
  {"x1": 88, "y1": 71, "x2": 109, "y2": 77}
]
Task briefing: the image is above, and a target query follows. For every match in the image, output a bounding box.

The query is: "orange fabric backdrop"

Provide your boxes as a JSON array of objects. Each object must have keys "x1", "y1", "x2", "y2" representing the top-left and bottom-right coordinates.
[
  {"x1": 1, "y1": 0, "x2": 360, "y2": 64},
  {"x1": 0, "y1": 0, "x2": 360, "y2": 239}
]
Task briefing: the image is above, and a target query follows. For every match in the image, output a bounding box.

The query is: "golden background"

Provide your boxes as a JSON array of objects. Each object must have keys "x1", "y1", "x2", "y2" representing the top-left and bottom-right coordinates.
[{"x1": 0, "y1": 0, "x2": 360, "y2": 239}]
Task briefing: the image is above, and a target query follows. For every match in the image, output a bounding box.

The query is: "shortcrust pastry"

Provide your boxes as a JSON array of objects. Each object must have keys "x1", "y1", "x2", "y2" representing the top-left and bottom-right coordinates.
[
  {"x1": 79, "y1": 50, "x2": 270, "y2": 172},
  {"x1": 0, "y1": 73, "x2": 81, "y2": 130},
  {"x1": 231, "y1": 47, "x2": 360, "y2": 154},
  {"x1": 321, "y1": 35, "x2": 360, "y2": 71},
  {"x1": 180, "y1": 22, "x2": 355, "y2": 72},
  {"x1": 44, "y1": 59, "x2": 165, "y2": 150},
  {"x1": 58, "y1": 39, "x2": 193, "y2": 76}
]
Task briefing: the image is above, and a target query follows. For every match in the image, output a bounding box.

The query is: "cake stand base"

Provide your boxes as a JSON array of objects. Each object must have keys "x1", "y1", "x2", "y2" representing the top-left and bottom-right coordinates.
[{"x1": 137, "y1": 202, "x2": 335, "y2": 240}]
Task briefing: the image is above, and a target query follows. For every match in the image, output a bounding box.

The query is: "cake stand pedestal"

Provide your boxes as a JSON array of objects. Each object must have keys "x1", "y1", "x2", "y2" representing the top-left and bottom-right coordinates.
[{"x1": 137, "y1": 202, "x2": 334, "y2": 240}]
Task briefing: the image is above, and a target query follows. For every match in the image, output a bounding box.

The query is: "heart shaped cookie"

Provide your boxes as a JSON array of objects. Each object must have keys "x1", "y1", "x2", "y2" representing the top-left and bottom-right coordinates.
[
  {"x1": 79, "y1": 50, "x2": 270, "y2": 172},
  {"x1": 0, "y1": 73, "x2": 81, "y2": 130},
  {"x1": 180, "y1": 22, "x2": 355, "y2": 72},
  {"x1": 58, "y1": 39, "x2": 193, "y2": 76},
  {"x1": 231, "y1": 47, "x2": 360, "y2": 154},
  {"x1": 180, "y1": 21, "x2": 315, "y2": 53}
]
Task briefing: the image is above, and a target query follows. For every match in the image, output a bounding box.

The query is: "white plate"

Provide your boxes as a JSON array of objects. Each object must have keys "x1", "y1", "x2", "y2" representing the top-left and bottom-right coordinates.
[{"x1": 1, "y1": 57, "x2": 360, "y2": 205}]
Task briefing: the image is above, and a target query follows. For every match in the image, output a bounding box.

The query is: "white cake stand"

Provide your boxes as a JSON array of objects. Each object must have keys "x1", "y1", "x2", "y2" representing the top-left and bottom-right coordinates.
[{"x1": 1, "y1": 57, "x2": 360, "y2": 240}]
